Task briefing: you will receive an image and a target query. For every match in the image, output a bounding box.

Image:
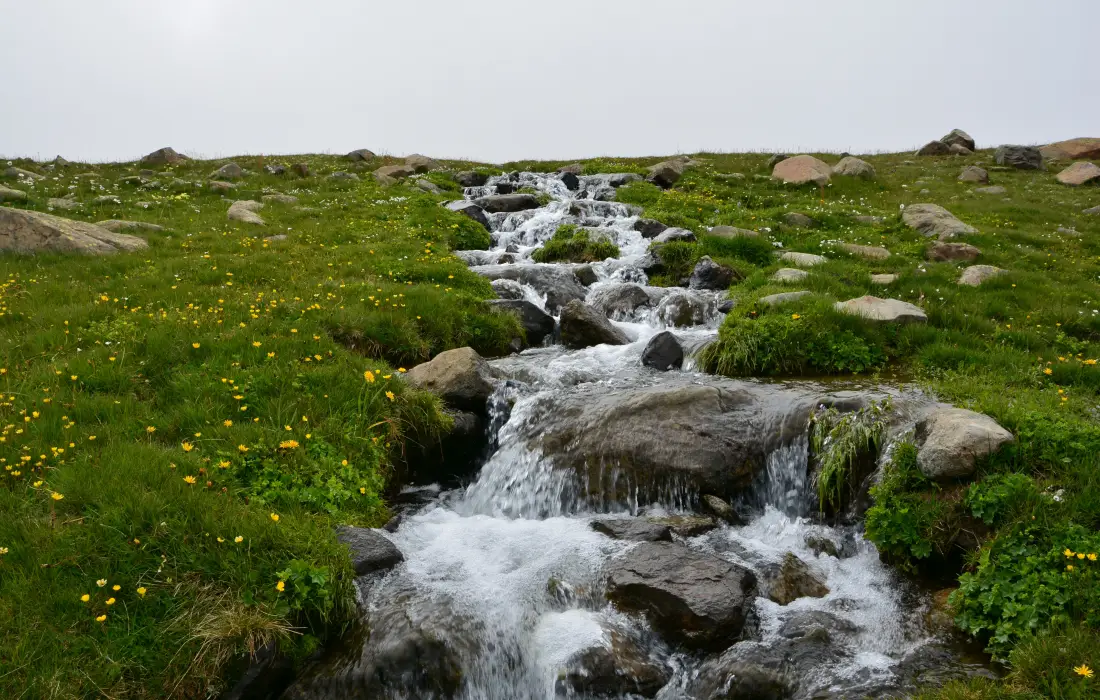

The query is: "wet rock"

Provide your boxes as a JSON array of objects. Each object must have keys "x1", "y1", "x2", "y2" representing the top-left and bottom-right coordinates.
[
  {"x1": 336, "y1": 526, "x2": 403, "y2": 576},
  {"x1": 995, "y1": 145, "x2": 1043, "y2": 170},
  {"x1": 94, "y1": 220, "x2": 164, "y2": 233},
  {"x1": 941, "y1": 129, "x2": 976, "y2": 152},
  {"x1": 652, "y1": 227, "x2": 696, "y2": 244},
  {"x1": 608, "y1": 172, "x2": 643, "y2": 187},
  {"x1": 929, "y1": 241, "x2": 981, "y2": 262},
  {"x1": 488, "y1": 300, "x2": 555, "y2": 345},
  {"x1": 702, "y1": 494, "x2": 742, "y2": 524},
  {"x1": 0, "y1": 185, "x2": 29, "y2": 203},
  {"x1": 555, "y1": 629, "x2": 670, "y2": 698},
  {"x1": 772, "y1": 155, "x2": 831, "y2": 185},
  {"x1": 560, "y1": 171, "x2": 580, "y2": 191},
  {"x1": 871, "y1": 274, "x2": 897, "y2": 285},
  {"x1": 453, "y1": 250, "x2": 497, "y2": 266},
  {"x1": 474, "y1": 193, "x2": 541, "y2": 213},
  {"x1": 471, "y1": 264, "x2": 587, "y2": 312},
  {"x1": 772, "y1": 268, "x2": 809, "y2": 282},
  {"x1": 916, "y1": 407, "x2": 1014, "y2": 480},
  {"x1": 958, "y1": 265, "x2": 1007, "y2": 287},
  {"x1": 405, "y1": 347, "x2": 495, "y2": 412},
  {"x1": 0, "y1": 207, "x2": 148, "y2": 255},
  {"x1": 917, "y1": 140, "x2": 953, "y2": 156},
  {"x1": 262, "y1": 193, "x2": 299, "y2": 205},
  {"x1": 590, "y1": 283, "x2": 653, "y2": 318},
  {"x1": 759, "y1": 291, "x2": 810, "y2": 307},
  {"x1": 1041, "y1": 137, "x2": 1100, "y2": 161},
  {"x1": 560, "y1": 300, "x2": 631, "y2": 349},
  {"x1": 445, "y1": 200, "x2": 490, "y2": 231},
  {"x1": 766, "y1": 553, "x2": 829, "y2": 605},
  {"x1": 227, "y1": 200, "x2": 264, "y2": 225},
  {"x1": 641, "y1": 331, "x2": 684, "y2": 371},
  {"x1": 209, "y1": 162, "x2": 243, "y2": 180},
  {"x1": 804, "y1": 536, "x2": 840, "y2": 559},
  {"x1": 717, "y1": 299, "x2": 735, "y2": 313},
  {"x1": 571, "y1": 264, "x2": 599, "y2": 286},
  {"x1": 902, "y1": 203, "x2": 977, "y2": 239},
  {"x1": 782, "y1": 212, "x2": 816, "y2": 228},
  {"x1": 47, "y1": 197, "x2": 79, "y2": 211},
  {"x1": 689, "y1": 256, "x2": 740, "y2": 290},
  {"x1": 778, "y1": 610, "x2": 857, "y2": 640},
  {"x1": 656, "y1": 291, "x2": 714, "y2": 327},
  {"x1": 606, "y1": 542, "x2": 757, "y2": 651},
  {"x1": 778, "y1": 251, "x2": 826, "y2": 267},
  {"x1": 974, "y1": 185, "x2": 1007, "y2": 195},
  {"x1": 832, "y1": 156, "x2": 876, "y2": 179},
  {"x1": 958, "y1": 166, "x2": 989, "y2": 184},
  {"x1": 454, "y1": 171, "x2": 489, "y2": 188},
  {"x1": 708, "y1": 225, "x2": 758, "y2": 239},
  {"x1": 648, "y1": 515, "x2": 717, "y2": 537},
  {"x1": 633, "y1": 218, "x2": 668, "y2": 239},
  {"x1": 840, "y1": 243, "x2": 890, "y2": 260},
  {"x1": 688, "y1": 659, "x2": 790, "y2": 699},
  {"x1": 345, "y1": 148, "x2": 375, "y2": 161},
  {"x1": 646, "y1": 160, "x2": 685, "y2": 189},
  {"x1": 494, "y1": 182, "x2": 516, "y2": 195},
  {"x1": 591, "y1": 519, "x2": 673, "y2": 542},
  {"x1": 834, "y1": 296, "x2": 927, "y2": 323},
  {"x1": 140, "y1": 147, "x2": 186, "y2": 165},
  {"x1": 1056, "y1": 161, "x2": 1100, "y2": 186},
  {"x1": 405, "y1": 154, "x2": 440, "y2": 173}
]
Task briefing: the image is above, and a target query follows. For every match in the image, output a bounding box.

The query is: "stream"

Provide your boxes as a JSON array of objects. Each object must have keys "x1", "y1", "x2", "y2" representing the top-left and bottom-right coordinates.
[{"x1": 282, "y1": 170, "x2": 993, "y2": 699}]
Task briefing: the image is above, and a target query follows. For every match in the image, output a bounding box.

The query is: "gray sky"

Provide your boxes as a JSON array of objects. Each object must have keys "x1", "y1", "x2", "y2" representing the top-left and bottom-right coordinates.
[{"x1": 2, "y1": 0, "x2": 1097, "y2": 163}]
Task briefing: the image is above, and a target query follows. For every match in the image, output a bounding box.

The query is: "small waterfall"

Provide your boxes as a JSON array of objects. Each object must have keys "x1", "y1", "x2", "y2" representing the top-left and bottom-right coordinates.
[{"x1": 755, "y1": 434, "x2": 813, "y2": 518}]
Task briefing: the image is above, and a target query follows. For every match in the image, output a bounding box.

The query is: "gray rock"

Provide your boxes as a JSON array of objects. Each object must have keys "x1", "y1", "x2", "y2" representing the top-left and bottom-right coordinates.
[
  {"x1": 689, "y1": 256, "x2": 739, "y2": 290},
  {"x1": 454, "y1": 171, "x2": 489, "y2": 188},
  {"x1": 701, "y1": 494, "x2": 741, "y2": 524},
  {"x1": 0, "y1": 207, "x2": 148, "y2": 255},
  {"x1": 916, "y1": 407, "x2": 1014, "y2": 480},
  {"x1": 974, "y1": 185, "x2": 1007, "y2": 195},
  {"x1": 1056, "y1": 162, "x2": 1100, "y2": 186},
  {"x1": 950, "y1": 143, "x2": 974, "y2": 155},
  {"x1": 656, "y1": 291, "x2": 714, "y2": 327},
  {"x1": 94, "y1": 220, "x2": 164, "y2": 233},
  {"x1": 227, "y1": 200, "x2": 264, "y2": 225},
  {"x1": 473, "y1": 193, "x2": 541, "y2": 213},
  {"x1": 840, "y1": 243, "x2": 890, "y2": 260},
  {"x1": 560, "y1": 300, "x2": 631, "y2": 349},
  {"x1": 941, "y1": 129, "x2": 976, "y2": 151},
  {"x1": 782, "y1": 212, "x2": 815, "y2": 228},
  {"x1": 345, "y1": 148, "x2": 375, "y2": 161},
  {"x1": 995, "y1": 145, "x2": 1043, "y2": 170},
  {"x1": 717, "y1": 299, "x2": 735, "y2": 313},
  {"x1": 958, "y1": 265, "x2": 1007, "y2": 287},
  {"x1": 445, "y1": 200, "x2": 490, "y2": 230},
  {"x1": 0, "y1": 185, "x2": 29, "y2": 203},
  {"x1": 372, "y1": 164, "x2": 413, "y2": 185},
  {"x1": 772, "y1": 267, "x2": 809, "y2": 282},
  {"x1": 779, "y1": 251, "x2": 826, "y2": 267},
  {"x1": 708, "y1": 225, "x2": 758, "y2": 239},
  {"x1": 264, "y1": 235, "x2": 288, "y2": 242},
  {"x1": 405, "y1": 154, "x2": 440, "y2": 173},
  {"x1": 328, "y1": 171, "x2": 360, "y2": 182},
  {"x1": 560, "y1": 171, "x2": 580, "y2": 191},
  {"x1": 652, "y1": 227, "x2": 696, "y2": 244},
  {"x1": 554, "y1": 628, "x2": 670, "y2": 698},
  {"x1": 405, "y1": 347, "x2": 495, "y2": 412},
  {"x1": 870, "y1": 273, "x2": 898, "y2": 285},
  {"x1": 608, "y1": 172, "x2": 643, "y2": 187},
  {"x1": 557, "y1": 163, "x2": 584, "y2": 175},
  {"x1": 1084, "y1": 205, "x2": 1100, "y2": 215},
  {"x1": 590, "y1": 283, "x2": 653, "y2": 319},
  {"x1": 766, "y1": 552, "x2": 829, "y2": 605},
  {"x1": 591, "y1": 519, "x2": 672, "y2": 542},
  {"x1": 760, "y1": 291, "x2": 810, "y2": 307},
  {"x1": 263, "y1": 164, "x2": 286, "y2": 175},
  {"x1": 209, "y1": 181, "x2": 236, "y2": 194},
  {"x1": 335, "y1": 526, "x2": 403, "y2": 575},
  {"x1": 779, "y1": 610, "x2": 858, "y2": 640},
  {"x1": 917, "y1": 140, "x2": 953, "y2": 156},
  {"x1": 571, "y1": 264, "x2": 599, "y2": 286},
  {"x1": 3, "y1": 166, "x2": 45, "y2": 181},
  {"x1": 689, "y1": 660, "x2": 790, "y2": 700},
  {"x1": 766, "y1": 154, "x2": 790, "y2": 168},
  {"x1": 471, "y1": 264, "x2": 587, "y2": 313},
  {"x1": 140, "y1": 147, "x2": 186, "y2": 166},
  {"x1": 92, "y1": 195, "x2": 121, "y2": 206},
  {"x1": 209, "y1": 162, "x2": 243, "y2": 180},
  {"x1": 902, "y1": 203, "x2": 977, "y2": 240},
  {"x1": 261, "y1": 193, "x2": 299, "y2": 205},
  {"x1": 414, "y1": 178, "x2": 444, "y2": 194},
  {"x1": 646, "y1": 160, "x2": 685, "y2": 189},
  {"x1": 832, "y1": 156, "x2": 876, "y2": 179},
  {"x1": 633, "y1": 218, "x2": 668, "y2": 238},
  {"x1": 772, "y1": 155, "x2": 831, "y2": 185},
  {"x1": 641, "y1": 331, "x2": 684, "y2": 371},
  {"x1": 648, "y1": 515, "x2": 718, "y2": 538},
  {"x1": 47, "y1": 197, "x2": 79, "y2": 210},
  {"x1": 487, "y1": 299, "x2": 555, "y2": 345},
  {"x1": 490, "y1": 278, "x2": 526, "y2": 300},
  {"x1": 606, "y1": 542, "x2": 757, "y2": 651},
  {"x1": 958, "y1": 166, "x2": 989, "y2": 183},
  {"x1": 834, "y1": 296, "x2": 927, "y2": 323}
]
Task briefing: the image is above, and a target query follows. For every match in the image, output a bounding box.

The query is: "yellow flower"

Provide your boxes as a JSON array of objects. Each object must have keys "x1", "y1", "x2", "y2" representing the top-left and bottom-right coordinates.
[
  {"x1": 1078, "y1": 553, "x2": 1086, "y2": 560},
  {"x1": 51, "y1": 492, "x2": 64, "y2": 501},
  {"x1": 276, "y1": 580, "x2": 285, "y2": 592},
  {"x1": 217, "y1": 537, "x2": 225, "y2": 543},
  {"x1": 1074, "y1": 664, "x2": 1093, "y2": 679},
  {"x1": 359, "y1": 487, "x2": 366, "y2": 494},
  {"x1": 81, "y1": 594, "x2": 90, "y2": 602},
  {"x1": 97, "y1": 579, "x2": 107, "y2": 587},
  {"x1": 192, "y1": 343, "x2": 201, "y2": 349},
  {"x1": 223, "y1": 419, "x2": 233, "y2": 427},
  {"x1": 364, "y1": 370, "x2": 375, "y2": 383},
  {"x1": 218, "y1": 460, "x2": 231, "y2": 469},
  {"x1": 252, "y1": 341, "x2": 262, "y2": 347},
  {"x1": 270, "y1": 513, "x2": 280, "y2": 522},
  {"x1": 181, "y1": 442, "x2": 194, "y2": 452},
  {"x1": 137, "y1": 587, "x2": 147, "y2": 597},
  {"x1": 279, "y1": 440, "x2": 300, "y2": 449},
  {"x1": 234, "y1": 536, "x2": 243, "y2": 543},
  {"x1": 1089, "y1": 553, "x2": 1098, "y2": 562},
  {"x1": 385, "y1": 391, "x2": 395, "y2": 402},
  {"x1": 398, "y1": 367, "x2": 407, "y2": 373},
  {"x1": 1044, "y1": 368, "x2": 1053, "y2": 375},
  {"x1": 112, "y1": 585, "x2": 120, "y2": 591},
  {"x1": 105, "y1": 597, "x2": 115, "y2": 606},
  {"x1": 1065, "y1": 548, "x2": 1075, "y2": 557},
  {"x1": 238, "y1": 444, "x2": 249, "y2": 453},
  {"x1": 183, "y1": 475, "x2": 197, "y2": 485},
  {"x1": 1067, "y1": 564, "x2": 1075, "y2": 571},
  {"x1": 146, "y1": 426, "x2": 156, "y2": 433},
  {"x1": 791, "y1": 314, "x2": 801, "y2": 320},
  {"x1": 95, "y1": 614, "x2": 107, "y2": 623}
]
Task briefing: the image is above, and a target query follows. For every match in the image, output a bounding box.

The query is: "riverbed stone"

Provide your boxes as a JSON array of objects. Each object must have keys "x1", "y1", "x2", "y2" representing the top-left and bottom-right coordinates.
[
  {"x1": 1056, "y1": 162, "x2": 1100, "y2": 186},
  {"x1": 772, "y1": 155, "x2": 831, "y2": 185},
  {"x1": 641, "y1": 331, "x2": 683, "y2": 371},
  {"x1": 656, "y1": 291, "x2": 713, "y2": 327},
  {"x1": 606, "y1": 541, "x2": 757, "y2": 651},
  {"x1": 488, "y1": 299, "x2": 555, "y2": 345},
  {"x1": 995, "y1": 145, "x2": 1043, "y2": 170},
  {"x1": 454, "y1": 171, "x2": 489, "y2": 188},
  {"x1": 0, "y1": 207, "x2": 148, "y2": 255},
  {"x1": 958, "y1": 166, "x2": 989, "y2": 184},
  {"x1": 633, "y1": 218, "x2": 667, "y2": 238},
  {"x1": 689, "y1": 256, "x2": 739, "y2": 290},
  {"x1": 832, "y1": 156, "x2": 876, "y2": 179},
  {"x1": 652, "y1": 227, "x2": 696, "y2": 244},
  {"x1": 915, "y1": 407, "x2": 1014, "y2": 480},
  {"x1": 560, "y1": 300, "x2": 630, "y2": 349},
  {"x1": 335, "y1": 526, "x2": 403, "y2": 576},
  {"x1": 555, "y1": 628, "x2": 670, "y2": 698},
  {"x1": 405, "y1": 347, "x2": 495, "y2": 412},
  {"x1": 471, "y1": 264, "x2": 587, "y2": 312},
  {"x1": 766, "y1": 552, "x2": 830, "y2": 605},
  {"x1": 473, "y1": 193, "x2": 541, "y2": 213},
  {"x1": 835, "y1": 296, "x2": 927, "y2": 323},
  {"x1": 902, "y1": 203, "x2": 977, "y2": 239},
  {"x1": 958, "y1": 265, "x2": 1007, "y2": 287},
  {"x1": 445, "y1": 200, "x2": 490, "y2": 231},
  {"x1": 590, "y1": 283, "x2": 653, "y2": 318},
  {"x1": 591, "y1": 519, "x2": 673, "y2": 542}
]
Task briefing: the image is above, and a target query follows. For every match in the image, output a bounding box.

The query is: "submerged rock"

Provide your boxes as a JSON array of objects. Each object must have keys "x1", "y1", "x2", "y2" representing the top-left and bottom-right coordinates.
[
  {"x1": 555, "y1": 629, "x2": 670, "y2": 698},
  {"x1": 589, "y1": 283, "x2": 653, "y2": 319},
  {"x1": 591, "y1": 518, "x2": 673, "y2": 542},
  {"x1": 656, "y1": 291, "x2": 714, "y2": 327},
  {"x1": 471, "y1": 264, "x2": 587, "y2": 313},
  {"x1": 765, "y1": 552, "x2": 830, "y2": 605}
]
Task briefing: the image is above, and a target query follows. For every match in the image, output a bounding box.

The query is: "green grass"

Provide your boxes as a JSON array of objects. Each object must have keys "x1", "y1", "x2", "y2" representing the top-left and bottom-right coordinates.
[
  {"x1": 0, "y1": 153, "x2": 519, "y2": 697},
  {"x1": 530, "y1": 223, "x2": 619, "y2": 263}
]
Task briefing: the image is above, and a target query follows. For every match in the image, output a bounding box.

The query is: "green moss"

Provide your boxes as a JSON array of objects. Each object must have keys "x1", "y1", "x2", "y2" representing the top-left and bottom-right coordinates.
[{"x1": 531, "y1": 223, "x2": 619, "y2": 263}]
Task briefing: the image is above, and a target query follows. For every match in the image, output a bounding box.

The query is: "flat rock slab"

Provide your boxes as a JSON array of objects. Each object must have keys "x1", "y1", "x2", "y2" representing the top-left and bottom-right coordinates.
[
  {"x1": 772, "y1": 155, "x2": 831, "y2": 185},
  {"x1": 958, "y1": 166, "x2": 989, "y2": 184},
  {"x1": 95, "y1": 220, "x2": 165, "y2": 233},
  {"x1": 902, "y1": 203, "x2": 977, "y2": 240},
  {"x1": 772, "y1": 267, "x2": 809, "y2": 282},
  {"x1": 1, "y1": 207, "x2": 148, "y2": 255},
  {"x1": 335, "y1": 526, "x2": 403, "y2": 576},
  {"x1": 48, "y1": 198, "x2": 80, "y2": 210},
  {"x1": 870, "y1": 274, "x2": 898, "y2": 285},
  {"x1": 928, "y1": 242, "x2": 981, "y2": 262},
  {"x1": 916, "y1": 407, "x2": 1014, "y2": 480},
  {"x1": 958, "y1": 265, "x2": 1007, "y2": 287},
  {"x1": 1040, "y1": 138, "x2": 1100, "y2": 161},
  {"x1": 840, "y1": 243, "x2": 890, "y2": 260},
  {"x1": 1056, "y1": 162, "x2": 1100, "y2": 186},
  {"x1": 590, "y1": 518, "x2": 673, "y2": 542},
  {"x1": 474, "y1": 193, "x2": 541, "y2": 213},
  {"x1": 261, "y1": 194, "x2": 299, "y2": 205},
  {"x1": 974, "y1": 186, "x2": 1007, "y2": 195},
  {"x1": 228, "y1": 200, "x2": 264, "y2": 225},
  {"x1": 779, "y1": 252, "x2": 826, "y2": 267},
  {"x1": 0, "y1": 186, "x2": 29, "y2": 202},
  {"x1": 835, "y1": 296, "x2": 927, "y2": 323},
  {"x1": 708, "y1": 225, "x2": 758, "y2": 239},
  {"x1": 760, "y1": 291, "x2": 810, "y2": 306}
]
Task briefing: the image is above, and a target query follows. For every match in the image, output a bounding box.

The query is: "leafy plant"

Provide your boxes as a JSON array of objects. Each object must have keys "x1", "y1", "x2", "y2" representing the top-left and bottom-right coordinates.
[
  {"x1": 966, "y1": 473, "x2": 1038, "y2": 526},
  {"x1": 810, "y1": 399, "x2": 890, "y2": 513}
]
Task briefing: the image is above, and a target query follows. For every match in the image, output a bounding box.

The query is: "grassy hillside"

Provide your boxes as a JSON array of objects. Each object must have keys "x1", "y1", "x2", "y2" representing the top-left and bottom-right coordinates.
[{"x1": 1, "y1": 146, "x2": 1098, "y2": 697}]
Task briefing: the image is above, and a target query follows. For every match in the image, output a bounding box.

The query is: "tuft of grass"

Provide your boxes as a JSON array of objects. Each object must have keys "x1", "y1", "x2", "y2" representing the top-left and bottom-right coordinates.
[
  {"x1": 531, "y1": 223, "x2": 619, "y2": 263},
  {"x1": 810, "y1": 399, "x2": 890, "y2": 513}
]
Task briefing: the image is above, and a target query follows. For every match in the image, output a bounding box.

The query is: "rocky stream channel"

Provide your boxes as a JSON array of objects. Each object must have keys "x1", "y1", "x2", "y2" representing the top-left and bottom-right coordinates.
[{"x1": 275, "y1": 170, "x2": 999, "y2": 699}]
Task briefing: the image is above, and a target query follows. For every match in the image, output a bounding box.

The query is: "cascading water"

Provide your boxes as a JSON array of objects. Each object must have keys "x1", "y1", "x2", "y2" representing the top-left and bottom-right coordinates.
[{"x1": 285, "y1": 171, "x2": 991, "y2": 700}]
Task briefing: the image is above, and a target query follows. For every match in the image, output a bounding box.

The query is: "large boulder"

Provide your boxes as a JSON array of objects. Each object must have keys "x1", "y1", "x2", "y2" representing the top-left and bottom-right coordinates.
[
  {"x1": 554, "y1": 629, "x2": 670, "y2": 698},
  {"x1": 646, "y1": 160, "x2": 685, "y2": 189},
  {"x1": 589, "y1": 283, "x2": 653, "y2": 319},
  {"x1": 0, "y1": 186, "x2": 29, "y2": 203},
  {"x1": 445, "y1": 200, "x2": 490, "y2": 230},
  {"x1": 405, "y1": 347, "x2": 494, "y2": 412},
  {"x1": 345, "y1": 148, "x2": 376, "y2": 161},
  {"x1": 140, "y1": 147, "x2": 186, "y2": 166},
  {"x1": 994, "y1": 145, "x2": 1043, "y2": 170},
  {"x1": 641, "y1": 331, "x2": 684, "y2": 371},
  {"x1": 471, "y1": 264, "x2": 586, "y2": 312},
  {"x1": 454, "y1": 171, "x2": 489, "y2": 188},
  {"x1": 560, "y1": 300, "x2": 631, "y2": 349},
  {"x1": 902, "y1": 203, "x2": 977, "y2": 239},
  {"x1": 335, "y1": 526, "x2": 403, "y2": 576},
  {"x1": 473, "y1": 193, "x2": 541, "y2": 213},
  {"x1": 405, "y1": 154, "x2": 440, "y2": 173},
  {"x1": 1055, "y1": 162, "x2": 1100, "y2": 186},
  {"x1": 487, "y1": 299, "x2": 555, "y2": 345},
  {"x1": 832, "y1": 156, "x2": 876, "y2": 179},
  {"x1": 916, "y1": 140, "x2": 953, "y2": 156},
  {"x1": 941, "y1": 129, "x2": 976, "y2": 152},
  {"x1": 3, "y1": 166, "x2": 45, "y2": 181},
  {"x1": 490, "y1": 278, "x2": 527, "y2": 300},
  {"x1": 689, "y1": 256, "x2": 739, "y2": 290},
  {"x1": 834, "y1": 296, "x2": 927, "y2": 323},
  {"x1": 958, "y1": 265, "x2": 1007, "y2": 287},
  {"x1": 373, "y1": 164, "x2": 416, "y2": 185},
  {"x1": 958, "y1": 166, "x2": 989, "y2": 184},
  {"x1": 772, "y1": 155, "x2": 831, "y2": 185},
  {"x1": 765, "y1": 553, "x2": 829, "y2": 605},
  {"x1": 916, "y1": 407, "x2": 1014, "y2": 480},
  {"x1": 209, "y1": 162, "x2": 243, "y2": 180},
  {"x1": 606, "y1": 542, "x2": 757, "y2": 651},
  {"x1": 0, "y1": 207, "x2": 148, "y2": 255},
  {"x1": 928, "y1": 242, "x2": 981, "y2": 262},
  {"x1": 1040, "y1": 137, "x2": 1100, "y2": 161},
  {"x1": 782, "y1": 212, "x2": 815, "y2": 228},
  {"x1": 227, "y1": 200, "x2": 264, "y2": 225},
  {"x1": 688, "y1": 660, "x2": 790, "y2": 700}
]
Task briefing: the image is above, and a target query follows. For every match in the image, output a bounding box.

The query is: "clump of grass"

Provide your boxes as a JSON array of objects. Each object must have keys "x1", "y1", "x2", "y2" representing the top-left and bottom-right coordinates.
[
  {"x1": 810, "y1": 399, "x2": 890, "y2": 513},
  {"x1": 531, "y1": 224, "x2": 619, "y2": 263}
]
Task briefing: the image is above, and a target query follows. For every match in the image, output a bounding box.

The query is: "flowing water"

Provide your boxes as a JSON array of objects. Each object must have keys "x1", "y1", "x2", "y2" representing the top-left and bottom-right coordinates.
[{"x1": 286, "y1": 171, "x2": 990, "y2": 699}]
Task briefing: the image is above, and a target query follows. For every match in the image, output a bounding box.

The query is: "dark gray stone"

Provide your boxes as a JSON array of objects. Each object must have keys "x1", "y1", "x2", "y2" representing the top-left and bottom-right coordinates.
[
  {"x1": 633, "y1": 218, "x2": 668, "y2": 239},
  {"x1": 994, "y1": 145, "x2": 1043, "y2": 170},
  {"x1": 591, "y1": 518, "x2": 673, "y2": 542},
  {"x1": 488, "y1": 300, "x2": 555, "y2": 345},
  {"x1": 641, "y1": 331, "x2": 684, "y2": 371},
  {"x1": 560, "y1": 300, "x2": 631, "y2": 349},
  {"x1": 590, "y1": 283, "x2": 653, "y2": 319},
  {"x1": 454, "y1": 171, "x2": 489, "y2": 188},
  {"x1": 689, "y1": 256, "x2": 739, "y2": 290},
  {"x1": 445, "y1": 200, "x2": 490, "y2": 231},
  {"x1": 473, "y1": 193, "x2": 541, "y2": 213},
  {"x1": 335, "y1": 526, "x2": 403, "y2": 576},
  {"x1": 471, "y1": 264, "x2": 587, "y2": 313}
]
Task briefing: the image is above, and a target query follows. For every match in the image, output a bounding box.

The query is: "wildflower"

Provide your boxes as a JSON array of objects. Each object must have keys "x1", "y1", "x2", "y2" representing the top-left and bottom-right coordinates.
[
  {"x1": 146, "y1": 426, "x2": 156, "y2": 433},
  {"x1": 1089, "y1": 553, "x2": 1098, "y2": 562},
  {"x1": 218, "y1": 460, "x2": 230, "y2": 469},
  {"x1": 238, "y1": 444, "x2": 249, "y2": 453},
  {"x1": 223, "y1": 419, "x2": 232, "y2": 427},
  {"x1": 95, "y1": 614, "x2": 107, "y2": 623},
  {"x1": 112, "y1": 585, "x2": 120, "y2": 591},
  {"x1": 1067, "y1": 564, "x2": 1075, "y2": 571},
  {"x1": 276, "y1": 580, "x2": 285, "y2": 592},
  {"x1": 183, "y1": 475, "x2": 197, "y2": 485},
  {"x1": 364, "y1": 370, "x2": 375, "y2": 383},
  {"x1": 97, "y1": 579, "x2": 107, "y2": 587},
  {"x1": 105, "y1": 598, "x2": 115, "y2": 606},
  {"x1": 192, "y1": 343, "x2": 200, "y2": 349},
  {"x1": 252, "y1": 341, "x2": 262, "y2": 347},
  {"x1": 234, "y1": 536, "x2": 243, "y2": 543},
  {"x1": 386, "y1": 391, "x2": 395, "y2": 401},
  {"x1": 1078, "y1": 553, "x2": 1086, "y2": 560},
  {"x1": 398, "y1": 368, "x2": 407, "y2": 373},
  {"x1": 359, "y1": 487, "x2": 366, "y2": 494},
  {"x1": 217, "y1": 537, "x2": 225, "y2": 543},
  {"x1": 1064, "y1": 548, "x2": 1075, "y2": 557},
  {"x1": 181, "y1": 442, "x2": 194, "y2": 452},
  {"x1": 791, "y1": 314, "x2": 801, "y2": 320},
  {"x1": 51, "y1": 492, "x2": 64, "y2": 501},
  {"x1": 1076, "y1": 664, "x2": 1094, "y2": 679},
  {"x1": 279, "y1": 440, "x2": 299, "y2": 449},
  {"x1": 81, "y1": 594, "x2": 90, "y2": 602},
  {"x1": 137, "y1": 587, "x2": 147, "y2": 597},
  {"x1": 270, "y1": 512, "x2": 280, "y2": 522}
]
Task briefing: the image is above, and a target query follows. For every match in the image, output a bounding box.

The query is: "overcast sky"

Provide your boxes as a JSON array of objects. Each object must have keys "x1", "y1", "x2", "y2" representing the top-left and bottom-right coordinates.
[{"x1": 2, "y1": 1, "x2": 1097, "y2": 164}]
